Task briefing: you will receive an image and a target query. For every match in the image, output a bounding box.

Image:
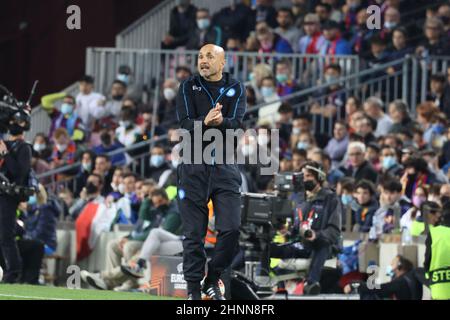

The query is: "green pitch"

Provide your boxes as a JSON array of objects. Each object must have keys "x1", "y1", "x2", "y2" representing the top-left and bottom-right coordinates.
[{"x1": 0, "y1": 284, "x2": 181, "y2": 300}]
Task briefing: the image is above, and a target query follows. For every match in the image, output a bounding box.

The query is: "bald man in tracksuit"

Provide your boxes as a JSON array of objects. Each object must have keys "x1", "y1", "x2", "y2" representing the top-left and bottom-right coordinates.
[{"x1": 176, "y1": 44, "x2": 246, "y2": 300}]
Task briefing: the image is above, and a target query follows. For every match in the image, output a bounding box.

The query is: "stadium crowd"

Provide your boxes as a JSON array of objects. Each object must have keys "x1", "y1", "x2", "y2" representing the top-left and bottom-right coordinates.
[{"x1": 2, "y1": 0, "x2": 450, "y2": 298}]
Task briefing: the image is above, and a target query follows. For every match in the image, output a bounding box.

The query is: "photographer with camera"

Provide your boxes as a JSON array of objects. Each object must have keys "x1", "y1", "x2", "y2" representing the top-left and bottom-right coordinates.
[
  {"x1": 270, "y1": 161, "x2": 342, "y2": 295},
  {"x1": 0, "y1": 113, "x2": 32, "y2": 283}
]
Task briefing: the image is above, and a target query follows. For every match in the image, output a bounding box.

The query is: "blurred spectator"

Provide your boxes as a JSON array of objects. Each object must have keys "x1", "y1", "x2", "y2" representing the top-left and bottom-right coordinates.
[
  {"x1": 32, "y1": 133, "x2": 52, "y2": 162},
  {"x1": 379, "y1": 7, "x2": 401, "y2": 44},
  {"x1": 350, "y1": 7, "x2": 376, "y2": 55},
  {"x1": 416, "y1": 17, "x2": 450, "y2": 57},
  {"x1": 162, "y1": 0, "x2": 197, "y2": 49},
  {"x1": 400, "y1": 186, "x2": 428, "y2": 235},
  {"x1": 50, "y1": 128, "x2": 77, "y2": 170},
  {"x1": 380, "y1": 145, "x2": 404, "y2": 180},
  {"x1": 186, "y1": 8, "x2": 223, "y2": 50},
  {"x1": 427, "y1": 73, "x2": 447, "y2": 111},
  {"x1": 31, "y1": 149, "x2": 51, "y2": 186},
  {"x1": 132, "y1": 110, "x2": 167, "y2": 158},
  {"x1": 158, "y1": 144, "x2": 181, "y2": 191},
  {"x1": 421, "y1": 149, "x2": 448, "y2": 184},
  {"x1": 388, "y1": 100, "x2": 418, "y2": 134},
  {"x1": 323, "y1": 0, "x2": 343, "y2": 23},
  {"x1": 354, "y1": 115, "x2": 377, "y2": 145},
  {"x1": 353, "y1": 179, "x2": 379, "y2": 232},
  {"x1": 143, "y1": 145, "x2": 171, "y2": 182},
  {"x1": 110, "y1": 167, "x2": 125, "y2": 195},
  {"x1": 345, "y1": 96, "x2": 362, "y2": 125},
  {"x1": 401, "y1": 157, "x2": 438, "y2": 200},
  {"x1": 275, "y1": 59, "x2": 302, "y2": 97},
  {"x1": 75, "y1": 75, "x2": 106, "y2": 129},
  {"x1": 343, "y1": 0, "x2": 362, "y2": 30},
  {"x1": 257, "y1": 76, "x2": 281, "y2": 127},
  {"x1": 255, "y1": 24, "x2": 293, "y2": 54},
  {"x1": 41, "y1": 93, "x2": 85, "y2": 143},
  {"x1": 277, "y1": 102, "x2": 294, "y2": 143},
  {"x1": 321, "y1": 20, "x2": 352, "y2": 55},
  {"x1": 291, "y1": 0, "x2": 309, "y2": 26},
  {"x1": 248, "y1": 63, "x2": 273, "y2": 103},
  {"x1": 69, "y1": 173, "x2": 104, "y2": 220},
  {"x1": 94, "y1": 154, "x2": 115, "y2": 196},
  {"x1": 103, "y1": 80, "x2": 128, "y2": 120},
  {"x1": 315, "y1": 2, "x2": 332, "y2": 25},
  {"x1": 369, "y1": 179, "x2": 404, "y2": 239},
  {"x1": 115, "y1": 65, "x2": 142, "y2": 103},
  {"x1": 438, "y1": 3, "x2": 450, "y2": 39},
  {"x1": 93, "y1": 128, "x2": 127, "y2": 167},
  {"x1": 58, "y1": 188, "x2": 74, "y2": 219},
  {"x1": 109, "y1": 173, "x2": 141, "y2": 225},
  {"x1": 387, "y1": 27, "x2": 413, "y2": 62},
  {"x1": 24, "y1": 184, "x2": 59, "y2": 256},
  {"x1": 292, "y1": 148, "x2": 307, "y2": 172},
  {"x1": 252, "y1": 0, "x2": 278, "y2": 29},
  {"x1": 325, "y1": 120, "x2": 349, "y2": 169},
  {"x1": 115, "y1": 106, "x2": 142, "y2": 148},
  {"x1": 158, "y1": 78, "x2": 179, "y2": 128},
  {"x1": 175, "y1": 66, "x2": 192, "y2": 83},
  {"x1": 74, "y1": 150, "x2": 96, "y2": 197},
  {"x1": 365, "y1": 36, "x2": 390, "y2": 69},
  {"x1": 275, "y1": 7, "x2": 302, "y2": 52},
  {"x1": 298, "y1": 13, "x2": 326, "y2": 54},
  {"x1": 342, "y1": 141, "x2": 379, "y2": 183},
  {"x1": 363, "y1": 97, "x2": 393, "y2": 137},
  {"x1": 311, "y1": 64, "x2": 345, "y2": 122},
  {"x1": 212, "y1": 0, "x2": 253, "y2": 43},
  {"x1": 366, "y1": 142, "x2": 381, "y2": 172},
  {"x1": 416, "y1": 102, "x2": 441, "y2": 147}
]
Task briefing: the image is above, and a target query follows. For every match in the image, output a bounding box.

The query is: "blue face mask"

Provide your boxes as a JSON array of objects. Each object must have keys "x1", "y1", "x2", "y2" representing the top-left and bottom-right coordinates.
[
  {"x1": 341, "y1": 194, "x2": 353, "y2": 206},
  {"x1": 386, "y1": 265, "x2": 395, "y2": 278},
  {"x1": 276, "y1": 74, "x2": 288, "y2": 84},
  {"x1": 61, "y1": 103, "x2": 73, "y2": 115},
  {"x1": 150, "y1": 155, "x2": 165, "y2": 168},
  {"x1": 261, "y1": 86, "x2": 274, "y2": 98},
  {"x1": 28, "y1": 195, "x2": 37, "y2": 206},
  {"x1": 117, "y1": 74, "x2": 130, "y2": 85},
  {"x1": 382, "y1": 156, "x2": 397, "y2": 170},
  {"x1": 249, "y1": 73, "x2": 256, "y2": 82},
  {"x1": 197, "y1": 19, "x2": 210, "y2": 30},
  {"x1": 297, "y1": 142, "x2": 309, "y2": 150}
]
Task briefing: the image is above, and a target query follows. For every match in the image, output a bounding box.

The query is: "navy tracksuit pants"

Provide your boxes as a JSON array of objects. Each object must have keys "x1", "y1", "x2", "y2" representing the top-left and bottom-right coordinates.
[{"x1": 177, "y1": 163, "x2": 242, "y2": 289}]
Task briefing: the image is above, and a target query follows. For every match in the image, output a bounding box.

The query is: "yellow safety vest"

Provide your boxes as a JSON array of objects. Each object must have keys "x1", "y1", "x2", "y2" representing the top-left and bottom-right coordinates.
[{"x1": 428, "y1": 225, "x2": 450, "y2": 300}]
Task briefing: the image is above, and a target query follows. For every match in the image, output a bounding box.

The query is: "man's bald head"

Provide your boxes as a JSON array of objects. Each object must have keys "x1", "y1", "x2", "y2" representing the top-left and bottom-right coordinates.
[{"x1": 198, "y1": 44, "x2": 226, "y2": 81}]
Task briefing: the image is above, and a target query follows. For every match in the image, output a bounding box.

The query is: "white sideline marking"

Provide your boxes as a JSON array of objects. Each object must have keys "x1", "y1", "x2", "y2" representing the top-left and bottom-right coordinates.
[{"x1": 0, "y1": 293, "x2": 72, "y2": 300}]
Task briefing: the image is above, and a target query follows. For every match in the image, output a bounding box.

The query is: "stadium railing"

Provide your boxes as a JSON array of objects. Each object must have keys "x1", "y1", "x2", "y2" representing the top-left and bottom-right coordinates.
[{"x1": 85, "y1": 47, "x2": 360, "y2": 98}]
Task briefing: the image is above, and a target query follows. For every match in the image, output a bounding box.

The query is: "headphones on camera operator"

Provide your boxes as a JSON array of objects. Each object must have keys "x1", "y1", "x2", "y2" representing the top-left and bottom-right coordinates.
[{"x1": 302, "y1": 161, "x2": 327, "y2": 184}]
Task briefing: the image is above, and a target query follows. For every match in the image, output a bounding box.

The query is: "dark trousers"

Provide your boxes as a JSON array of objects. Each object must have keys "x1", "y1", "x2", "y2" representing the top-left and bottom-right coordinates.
[
  {"x1": 17, "y1": 239, "x2": 45, "y2": 284},
  {"x1": 270, "y1": 241, "x2": 332, "y2": 284},
  {"x1": 0, "y1": 196, "x2": 22, "y2": 283},
  {"x1": 178, "y1": 164, "x2": 242, "y2": 290}
]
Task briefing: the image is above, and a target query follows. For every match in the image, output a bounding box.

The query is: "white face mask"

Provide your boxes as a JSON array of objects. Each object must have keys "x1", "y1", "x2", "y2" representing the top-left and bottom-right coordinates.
[
  {"x1": 258, "y1": 134, "x2": 269, "y2": 146},
  {"x1": 241, "y1": 145, "x2": 256, "y2": 157},
  {"x1": 163, "y1": 88, "x2": 176, "y2": 101},
  {"x1": 56, "y1": 144, "x2": 68, "y2": 152},
  {"x1": 171, "y1": 159, "x2": 181, "y2": 168},
  {"x1": 118, "y1": 183, "x2": 125, "y2": 194}
]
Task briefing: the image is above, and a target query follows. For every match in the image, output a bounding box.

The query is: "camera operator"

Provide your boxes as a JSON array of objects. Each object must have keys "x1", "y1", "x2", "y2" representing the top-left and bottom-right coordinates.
[
  {"x1": 270, "y1": 161, "x2": 342, "y2": 295},
  {"x1": 0, "y1": 114, "x2": 32, "y2": 283}
]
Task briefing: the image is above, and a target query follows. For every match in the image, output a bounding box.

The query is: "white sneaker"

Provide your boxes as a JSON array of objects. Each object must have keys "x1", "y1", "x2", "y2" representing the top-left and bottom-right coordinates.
[
  {"x1": 81, "y1": 271, "x2": 108, "y2": 290},
  {"x1": 113, "y1": 280, "x2": 136, "y2": 292}
]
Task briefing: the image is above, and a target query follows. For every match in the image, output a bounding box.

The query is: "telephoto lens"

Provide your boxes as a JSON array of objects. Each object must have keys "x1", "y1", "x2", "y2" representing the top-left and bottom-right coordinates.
[{"x1": 301, "y1": 228, "x2": 313, "y2": 239}]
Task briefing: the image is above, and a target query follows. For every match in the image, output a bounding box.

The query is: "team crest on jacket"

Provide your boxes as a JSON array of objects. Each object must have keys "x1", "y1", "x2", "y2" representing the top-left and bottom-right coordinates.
[{"x1": 226, "y1": 88, "x2": 236, "y2": 97}]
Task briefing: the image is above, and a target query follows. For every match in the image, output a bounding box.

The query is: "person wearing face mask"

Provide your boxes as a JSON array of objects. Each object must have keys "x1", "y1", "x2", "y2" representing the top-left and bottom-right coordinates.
[
  {"x1": 69, "y1": 173, "x2": 104, "y2": 221},
  {"x1": 400, "y1": 188, "x2": 430, "y2": 237},
  {"x1": 74, "y1": 151, "x2": 96, "y2": 198},
  {"x1": 344, "y1": 255, "x2": 423, "y2": 300},
  {"x1": 275, "y1": 59, "x2": 303, "y2": 98},
  {"x1": 103, "y1": 80, "x2": 128, "y2": 120},
  {"x1": 379, "y1": 146, "x2": 403, "y2": 181},
  {"x1": 115, "y1": 65, "x2": 142, "y2": 103},
  {"x1": 142, "y1": 145, "x2": 170, "y2": 183},
  {"x1": 0, "y1": 113, "x2": 33, "y2": 284},
  {"x1": 41, "y1": 93, "x2": 85, "y2": 143},
  {"x1": 158, "y1": 78, "x2": 179, "y2": 129},
  {"x1": 270, "y1": 161, "x2": 342, "y2": 295},
  {"x1": 115, "y1": 106, "x2": 142, "y2": 148},
  {"x1": 378, "y1": 7, "x2": 400, "y2": 44},
  {"x1": 50, "y1": 128, "x2": 77, "y2": 173},
  {"x1": 32, "y1": 133, "x2": 52, "y2": 162},
  {"x1": 186, "y1": 8, "x2": 223, "y2": 50},
  {"x1": 337, "y1": 177, "x2": 355, "y2": 232},
  {"x1": 158, "y1": 143, "x2": 182, "y2": 190},
  {"x1": 257, "y1": 76, "x2": 281, "y2": 127},
  {"x1": 400, "y1": 157, "x2": 438, "y2": 201}
]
